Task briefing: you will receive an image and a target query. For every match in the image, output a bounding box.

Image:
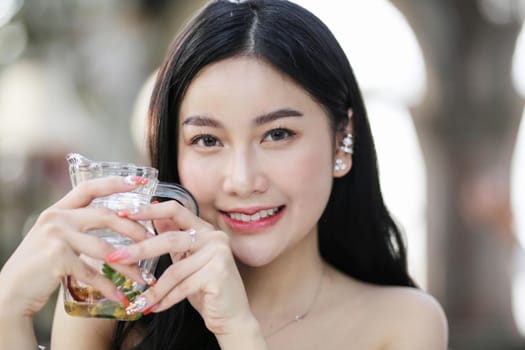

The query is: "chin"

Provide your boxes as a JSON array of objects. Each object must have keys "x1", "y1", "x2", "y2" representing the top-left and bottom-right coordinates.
[{"x1": 232, "y1": 245, "x2": 279, "y2": 268}]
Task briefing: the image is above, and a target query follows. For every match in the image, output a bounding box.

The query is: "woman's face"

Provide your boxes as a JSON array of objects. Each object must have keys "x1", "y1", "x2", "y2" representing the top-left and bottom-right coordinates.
[{"x1": 178, "y1": 57, "x2": 335, "y2": 266}]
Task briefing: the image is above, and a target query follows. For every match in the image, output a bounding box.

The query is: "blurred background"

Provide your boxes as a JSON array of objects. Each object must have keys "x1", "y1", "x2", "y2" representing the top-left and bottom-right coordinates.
[{"x1": 0, "y1": 0, "x2": 524, "y2": 348}]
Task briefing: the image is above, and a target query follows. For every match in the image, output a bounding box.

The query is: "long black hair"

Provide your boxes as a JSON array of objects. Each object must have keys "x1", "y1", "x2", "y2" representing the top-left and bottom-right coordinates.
[{"x1": 113, "y1": 1, "x2": 416, "y2": 348}]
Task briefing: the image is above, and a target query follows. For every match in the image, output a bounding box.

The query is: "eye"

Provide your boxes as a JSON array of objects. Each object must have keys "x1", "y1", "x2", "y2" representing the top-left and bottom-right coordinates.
[
  {"x1": 190, "y1": 134, "x2": 221, "y2": 148},
  {"x1": 262, "y1": 128, "x2": 296, "y2": 142}
]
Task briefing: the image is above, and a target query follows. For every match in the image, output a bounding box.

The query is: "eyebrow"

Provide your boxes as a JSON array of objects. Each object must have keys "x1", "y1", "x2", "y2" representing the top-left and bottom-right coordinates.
[
  {"x1": 254, "y1": 108, "x2": 303, "y2": 125},
  {"x1": 182, "y1": 108, "x2": 303, "y2": 128},
  {"x1": 182, "y1": 115, "x2": 222, "y2": 127}
]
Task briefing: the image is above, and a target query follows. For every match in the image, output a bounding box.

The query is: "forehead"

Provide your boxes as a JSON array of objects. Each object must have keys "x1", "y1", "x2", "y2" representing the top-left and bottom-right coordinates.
[
  {"x1": 179, "y1": 56, "x2": 325, "y2": 122},
  {"x1": 188, "y1": 56, "x2": 289, "y2": 91}
]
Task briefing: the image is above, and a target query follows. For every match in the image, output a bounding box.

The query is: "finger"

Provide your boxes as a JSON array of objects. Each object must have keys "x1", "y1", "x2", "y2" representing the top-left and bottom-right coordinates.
[
  {"x1": 124, "y1": 246, "x2": 214, "y2": 315},
  {"x1": 64, "y1": 234, "x2": 156, "y2": 298},
  {"x1": 105, "y1": 229, "x2": 203, "y2": 264},
  {"x1": 66, "y1": 252, "x2": 125, "y2": 304},
  {"x1": 151, "y1": 263, "x2": 215, "y2": 313},
  {"x1": 127, "y1": 200, "x2": 211, "y2": 232},
  {"x1": 153, "y1": 217, "x2": 180, "y2": 234},
  {"x1": 61, "y1": 230, "x2": 150, "y2": 267},
  {"x1": 63, "y1": 231, "x2": 116, "y2": 260},
  {"x1": 53, "y1": 176, "x2": 147, "y2": 210},
  {"x1": 64, "y1": 207, "x2": 152, "y2": 243},
  {"x1": 63, "y1": 224, "x2": 157, "y2": 287},
  {"x1": 105, "y1": 262, "x2": 157, "y2": 287}
]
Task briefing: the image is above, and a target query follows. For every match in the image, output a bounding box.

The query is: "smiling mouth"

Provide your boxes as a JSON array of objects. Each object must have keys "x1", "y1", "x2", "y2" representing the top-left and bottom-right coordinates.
[{"x1": 225, "y1": 206, "x2": 284, "y2": 222}]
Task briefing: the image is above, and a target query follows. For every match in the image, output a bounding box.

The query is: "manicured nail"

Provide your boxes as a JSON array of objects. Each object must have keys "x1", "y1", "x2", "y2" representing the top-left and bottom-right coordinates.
[
  {"x1": 105, "y1": 249, "x2": 130, "y2": 263},
  {"x1": 143, "y1": 303, "x2": 159, "y2": 316},
  {"x1": 117, "y1": 210, "x2": 129, "y2": 218},
  {"x1": 124, "y1": 176, "x2": 148, "y2": 186},
  {"x1": 123, "y1": 176, "x2": 139, "y2": 185},
  {"x1": 116, "y1": 289, "x2": 130, "y2": 307},
  {"x1": 141, "y1": 268, "x2": 156, "y2": 286},
  {"x1": 126, "y1": 295, "x2": 148, "y2": 315},
  {"x1": 117, "y1": 208, "x2": 140, "y2": 217}
]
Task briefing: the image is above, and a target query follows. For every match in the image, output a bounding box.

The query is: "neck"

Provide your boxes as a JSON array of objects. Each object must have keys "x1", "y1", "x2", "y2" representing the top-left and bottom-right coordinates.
[{"x1": 237, "y1": 230, "x2": 325, "y2": 331}]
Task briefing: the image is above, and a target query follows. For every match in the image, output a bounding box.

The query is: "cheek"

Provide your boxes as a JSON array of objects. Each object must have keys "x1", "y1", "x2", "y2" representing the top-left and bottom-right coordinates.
[
  {"x1": 178, "y1": 154, "x2": 218, "y2": 210},
  {"x1": 281, "y1": 141, "x2": 334, "y2": 216},
  {"x1": 285, "y1": 141, "x2": 333, "y2": 189}
]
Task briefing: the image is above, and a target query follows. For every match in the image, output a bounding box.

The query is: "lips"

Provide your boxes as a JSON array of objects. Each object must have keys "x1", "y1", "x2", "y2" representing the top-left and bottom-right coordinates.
[
  {"x1": 221, "y1": 206, "x2": 285, "y2": 233},
  {"x1": 226, "y1": 207, "x2": 282, "y2": 222}
]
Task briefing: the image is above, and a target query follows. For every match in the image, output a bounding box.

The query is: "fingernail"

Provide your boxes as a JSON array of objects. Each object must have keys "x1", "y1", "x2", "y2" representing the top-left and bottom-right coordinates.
[
  {"x1": 116, "y1": 289, "x2": 130, "y2": 307},
  {"x1": 141, "y1": 268, "x2": 157, "y2": 286},
  {"x1": 123, "y1": 176, "x2": 139, "y2": 185},
  {"x1": 124, "y1": 176, "x2": 148, "y2": 186},
  {"x1": 117, "y1": 210, "x2": 129, "y2": 218},
  {"x1": 151, "y1": 200, "x2": 160, "y2": 204},
  {"x1": 126, "y1": 295, "x2": 148, "y2": 315},
  {"x1": 117, "y1": 208, "x2": 139, "y2": 217},
  {"x1": 105, "y1": 249, "x2": 130, "y2": 263},
  {"x1": 146, "y1": 230, "x2": 156, "y2": 239},
  {"x1": 143, "y1": 303, "x2": 159, "y2": 316}
]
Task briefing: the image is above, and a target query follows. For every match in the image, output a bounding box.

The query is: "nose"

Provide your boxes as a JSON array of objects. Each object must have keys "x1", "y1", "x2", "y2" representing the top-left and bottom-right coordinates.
[{"x1": 222, "y1": 148, "x2": 268, "y2": 197}]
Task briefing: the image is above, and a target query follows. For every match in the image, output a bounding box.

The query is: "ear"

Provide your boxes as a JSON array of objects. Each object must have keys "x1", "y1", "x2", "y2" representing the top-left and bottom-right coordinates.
[{"x1": 333, "y1": 109, "x2": 354, "y2": 178}]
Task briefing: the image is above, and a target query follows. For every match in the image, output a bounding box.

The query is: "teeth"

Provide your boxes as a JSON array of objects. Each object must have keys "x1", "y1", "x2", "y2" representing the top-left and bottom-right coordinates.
[{"x1": 228, "y1": 208, "x2": 280, "y2": 222}]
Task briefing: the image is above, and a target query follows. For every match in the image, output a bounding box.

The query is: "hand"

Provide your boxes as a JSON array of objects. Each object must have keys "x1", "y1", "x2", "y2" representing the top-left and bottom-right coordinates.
[
  {"x1": 0, "y1": 176, "x2": 151, "y2": 318},
  {"x1": 107, "y1": 201, "x2": 258, "y2": 338}
]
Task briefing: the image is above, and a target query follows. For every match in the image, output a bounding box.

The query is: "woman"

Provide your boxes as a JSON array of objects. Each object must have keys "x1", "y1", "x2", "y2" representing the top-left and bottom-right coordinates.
[{"x1": 0, "y1": 0, "x2": 447, "y2": 349}]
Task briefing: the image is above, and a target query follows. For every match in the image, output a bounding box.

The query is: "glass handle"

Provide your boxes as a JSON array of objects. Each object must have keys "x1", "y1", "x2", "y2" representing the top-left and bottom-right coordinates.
[{"x1": 154, "y1": 182, "x2": 199, "y2": 216}]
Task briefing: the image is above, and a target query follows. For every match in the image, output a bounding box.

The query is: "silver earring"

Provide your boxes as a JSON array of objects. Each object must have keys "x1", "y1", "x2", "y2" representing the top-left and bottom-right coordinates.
[
  {"x1": 340, "y1": 133, "x2": 353, "y2": 154},
  {"x1": 334, "y1": 158, "x2": 346, "y2": 171}
]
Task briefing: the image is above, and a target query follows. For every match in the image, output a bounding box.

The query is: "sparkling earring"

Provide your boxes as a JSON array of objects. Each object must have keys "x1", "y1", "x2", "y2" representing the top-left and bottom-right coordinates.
[
  {"x1": 340, "y1": 133, "x2": 353, "y2": 154},
  {"x1": 334, "y1": 158, "x2": 346, "y2": 172}
]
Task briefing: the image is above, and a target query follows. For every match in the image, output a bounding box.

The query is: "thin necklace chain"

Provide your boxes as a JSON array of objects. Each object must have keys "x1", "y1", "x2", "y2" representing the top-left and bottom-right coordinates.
[{"x1": 264, "y1": 265, "x2": 325, "y2": 338}]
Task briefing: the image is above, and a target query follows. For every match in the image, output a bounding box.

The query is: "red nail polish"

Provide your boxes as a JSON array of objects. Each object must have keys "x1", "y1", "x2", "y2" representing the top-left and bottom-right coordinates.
[
  {"x1": 117, "y1": 210, "x2": 129, "y2": 218},
  {"x1": 105, "y1": 249, "x2": 130, "y2": 263},
  {"x1": 124, "y1": 176, "x2": 141, "y2": 185},
  {"x1": 116, "y1": 290, "x2": 130, "y2": 307},
  {"x1": 143, "y1": 304, "x2": 158, "y2": 315}
]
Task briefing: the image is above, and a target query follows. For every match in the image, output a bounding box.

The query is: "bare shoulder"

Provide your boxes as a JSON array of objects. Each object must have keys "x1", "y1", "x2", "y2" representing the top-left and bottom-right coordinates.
[
  {"x1": 372, "y1": 286, "x2": 448, "y2": 349},
  {"x1": 323, "y1": 267, "x2": 448, "y2": 350}
]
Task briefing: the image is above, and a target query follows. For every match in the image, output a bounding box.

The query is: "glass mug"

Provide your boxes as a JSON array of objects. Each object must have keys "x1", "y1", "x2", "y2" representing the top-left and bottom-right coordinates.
[{"x1": 62, "y1": 153, "x2": 198, "y2": 320}]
